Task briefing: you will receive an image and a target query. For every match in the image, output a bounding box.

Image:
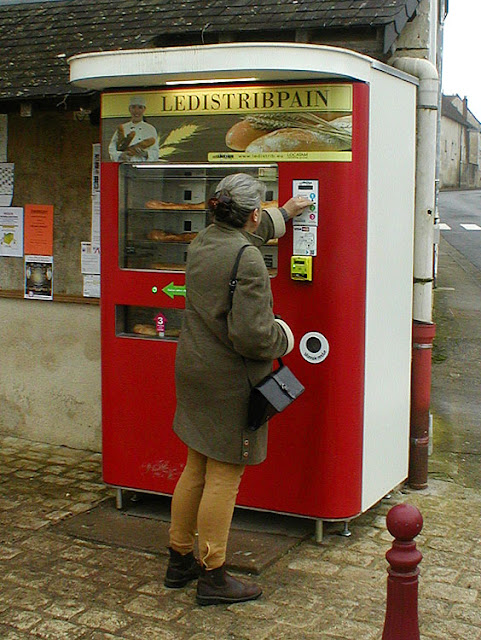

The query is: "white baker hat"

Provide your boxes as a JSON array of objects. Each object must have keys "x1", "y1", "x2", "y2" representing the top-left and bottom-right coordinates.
[{"x1": 129, "y1": 95, "x2": 147, "y2": 107}]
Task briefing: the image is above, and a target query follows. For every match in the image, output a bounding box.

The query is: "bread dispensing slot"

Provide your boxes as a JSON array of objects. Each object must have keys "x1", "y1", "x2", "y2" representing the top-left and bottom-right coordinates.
[{"x1": 116, "y1": 305, "x2": 183, "y2": 340}]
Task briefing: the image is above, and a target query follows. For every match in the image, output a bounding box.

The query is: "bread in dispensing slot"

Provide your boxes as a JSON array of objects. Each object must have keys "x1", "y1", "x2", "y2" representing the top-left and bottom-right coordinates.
[
  {"x1": 245, "y1": 127, "x2": 351, "y2": 153},
  {"x1": 133, "y1": 324, "x2": 157, "y2": 336}
]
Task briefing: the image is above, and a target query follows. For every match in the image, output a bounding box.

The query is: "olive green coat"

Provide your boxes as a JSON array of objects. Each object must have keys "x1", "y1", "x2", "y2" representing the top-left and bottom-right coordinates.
[{"x1": 173, "y1": 208, "x2": 289, "y2": 465}]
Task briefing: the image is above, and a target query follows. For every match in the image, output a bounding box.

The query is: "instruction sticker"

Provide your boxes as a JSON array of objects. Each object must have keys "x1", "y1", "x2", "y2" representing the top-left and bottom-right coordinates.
[{"x1": 293, "y1": 225, "x2": 317, "y2": 256}]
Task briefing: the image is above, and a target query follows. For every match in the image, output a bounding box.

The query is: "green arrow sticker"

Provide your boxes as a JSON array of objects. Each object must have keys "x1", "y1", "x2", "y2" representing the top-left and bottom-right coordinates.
[{"x1": 162, "y1": 282, "x2": 186, "y2": 299}]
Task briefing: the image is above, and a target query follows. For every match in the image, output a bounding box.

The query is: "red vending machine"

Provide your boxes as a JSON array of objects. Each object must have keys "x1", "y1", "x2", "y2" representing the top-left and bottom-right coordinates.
[{"x1": 70, "y1": 43, "x2": 417, "y2": 536}]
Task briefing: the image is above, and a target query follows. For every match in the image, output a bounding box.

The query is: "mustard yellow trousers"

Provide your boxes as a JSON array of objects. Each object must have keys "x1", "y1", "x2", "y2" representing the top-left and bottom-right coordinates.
[{"x1": 169, "y1": 447, "x2": 245, "y2": 570}]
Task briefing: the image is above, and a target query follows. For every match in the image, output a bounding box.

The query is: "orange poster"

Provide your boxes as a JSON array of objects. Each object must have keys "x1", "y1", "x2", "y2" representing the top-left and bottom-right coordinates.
[{"x1": 24, "y1": 204, "x2": 54, "y2": 255}]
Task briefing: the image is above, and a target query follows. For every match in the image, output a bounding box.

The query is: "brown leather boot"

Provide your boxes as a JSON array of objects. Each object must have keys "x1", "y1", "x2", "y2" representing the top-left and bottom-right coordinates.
[
  {"x1": 196, "y1": 564, "x2": 262, "y2": 605},
  {"x1": 164, "y1": 547, "x2": 201, "y2": 588}
]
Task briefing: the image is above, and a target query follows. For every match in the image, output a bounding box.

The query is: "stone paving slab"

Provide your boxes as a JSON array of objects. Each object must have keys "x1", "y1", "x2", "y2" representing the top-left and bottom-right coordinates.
[
  {"x1": 1, "y1": 434, "x2": 481, "y2": 639},
  {"x1": 54, "y1": 496, "x2": 310, "y2": 574}
]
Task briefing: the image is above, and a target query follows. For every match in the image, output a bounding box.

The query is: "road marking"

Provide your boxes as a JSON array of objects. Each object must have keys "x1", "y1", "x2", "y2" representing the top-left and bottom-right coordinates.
[
  {"x1": 460, "y1": 223, "x2": 481, "y2": 231},
  {"x1": 439, "y1": 223, "x2": 451, "y2": 230}
]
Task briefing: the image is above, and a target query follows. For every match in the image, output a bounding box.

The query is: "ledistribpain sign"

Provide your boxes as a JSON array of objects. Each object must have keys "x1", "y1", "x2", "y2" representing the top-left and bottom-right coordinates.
[{"x1": 101, "y1": 83, "x2": 353, "y2": 162}]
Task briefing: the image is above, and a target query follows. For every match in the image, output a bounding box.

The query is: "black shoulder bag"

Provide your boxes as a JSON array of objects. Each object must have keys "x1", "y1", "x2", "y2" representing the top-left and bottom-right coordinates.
[{"x1": 229, "y1": 245, "x2": 305, "y2": 432}]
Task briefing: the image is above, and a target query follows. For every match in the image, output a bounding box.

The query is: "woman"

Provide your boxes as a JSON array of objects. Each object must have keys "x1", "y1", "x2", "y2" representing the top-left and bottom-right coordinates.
[{"x1": 165, "y1": 173, "x2": 309, "y2": 605}]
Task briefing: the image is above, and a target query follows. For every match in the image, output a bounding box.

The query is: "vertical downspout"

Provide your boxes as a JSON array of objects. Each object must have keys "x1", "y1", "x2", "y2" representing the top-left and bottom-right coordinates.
[
  {"x1": 433, "y1": 7, "x2": 445, "y2": 285},
  {"x1": 392, "y1": 56, "x2": 439, "y2": 489}
]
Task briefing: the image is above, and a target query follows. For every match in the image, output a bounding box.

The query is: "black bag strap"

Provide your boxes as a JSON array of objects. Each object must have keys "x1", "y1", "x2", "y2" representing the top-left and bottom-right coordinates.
[
  {"x1": 228, "y1": 244, "x2": 251, "y2": 308},
  {"x1": 229, "y1": 244, "x2": 284, "y2": 371}
]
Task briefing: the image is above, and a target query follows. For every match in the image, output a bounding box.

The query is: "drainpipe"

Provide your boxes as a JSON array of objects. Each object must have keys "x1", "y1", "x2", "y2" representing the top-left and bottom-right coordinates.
[{"x1": 392, "y1": 57, "x2": 439, "y2": 489}]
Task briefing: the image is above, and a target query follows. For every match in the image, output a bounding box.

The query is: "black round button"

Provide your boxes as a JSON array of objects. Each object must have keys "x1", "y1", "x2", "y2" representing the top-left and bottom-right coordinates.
[{"x1": 306, "y1": 336, "x2": 322, "y2": 353}]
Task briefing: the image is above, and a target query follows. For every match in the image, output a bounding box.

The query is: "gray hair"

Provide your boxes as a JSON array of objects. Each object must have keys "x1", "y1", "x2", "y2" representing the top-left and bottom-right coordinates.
[{"x1": 211, "y1": 173, "x2": 266, "y2": 228}]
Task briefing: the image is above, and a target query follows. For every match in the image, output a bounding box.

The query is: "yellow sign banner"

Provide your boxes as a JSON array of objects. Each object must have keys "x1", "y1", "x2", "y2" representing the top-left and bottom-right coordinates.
[
  {"x1": 208, "y1": 151, "x2": 353, "y2": 162},
  {"x1": 102, "y1": 83, "x2": 353, "y2": 118}
]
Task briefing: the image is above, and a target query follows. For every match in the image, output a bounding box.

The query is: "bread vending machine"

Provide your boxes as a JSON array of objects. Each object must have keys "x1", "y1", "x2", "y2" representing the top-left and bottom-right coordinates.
[{"x1": 70, "y1": 44, "x2": 418, "y2": 535}]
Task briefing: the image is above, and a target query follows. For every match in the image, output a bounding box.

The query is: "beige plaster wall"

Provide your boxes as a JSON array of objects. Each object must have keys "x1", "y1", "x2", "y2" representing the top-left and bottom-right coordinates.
[
  {"x1": 440, "y1": 116, "x2": 461, "y2": 188},
  {"x1": 0, "y1": 298, "x2": 101, "y2": 451}
]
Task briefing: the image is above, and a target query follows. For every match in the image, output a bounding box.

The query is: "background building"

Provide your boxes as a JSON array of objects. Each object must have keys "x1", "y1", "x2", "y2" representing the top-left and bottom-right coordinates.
[{"x1": 440, "y1": 94, "x2": 481, "y2": 190}]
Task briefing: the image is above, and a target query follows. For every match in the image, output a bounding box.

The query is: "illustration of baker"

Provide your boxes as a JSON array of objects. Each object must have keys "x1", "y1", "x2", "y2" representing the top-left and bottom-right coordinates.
[{"x1": 108, "y1": 96, "x2": 159, "y2": 162}]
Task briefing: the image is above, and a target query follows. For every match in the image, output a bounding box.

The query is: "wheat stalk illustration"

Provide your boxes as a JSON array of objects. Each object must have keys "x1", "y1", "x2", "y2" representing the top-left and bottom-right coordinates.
[{"x1": 158, "y1": 124, "x2": 203, "y2": 158}]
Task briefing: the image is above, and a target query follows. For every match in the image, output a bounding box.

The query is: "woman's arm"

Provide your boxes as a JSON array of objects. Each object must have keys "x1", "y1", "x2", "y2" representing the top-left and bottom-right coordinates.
[
  {"x1": 251, "y1": 196, "x2": 311, "y2": 245},
  {"x1": 227, "y1": 246, "x2": 293, "y2": 361}
]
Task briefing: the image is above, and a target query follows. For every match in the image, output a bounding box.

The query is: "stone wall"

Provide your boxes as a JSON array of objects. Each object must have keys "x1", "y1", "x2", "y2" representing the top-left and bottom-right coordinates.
[{"x1": 0, "y1": 106, "x2": 102, "y2": 450}]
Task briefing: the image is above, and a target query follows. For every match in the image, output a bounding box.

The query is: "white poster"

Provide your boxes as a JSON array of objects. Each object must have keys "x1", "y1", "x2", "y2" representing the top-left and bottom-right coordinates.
[
  {"x1": 81, "y1": 241, "x2": 100, "y2": 275},
  {"x1": 83, "y1": 274, "x2": 100, "y2": 298},
  {"x1": 92, "y1": 143, "x2": 101, "y2": 194},
  {"x1": 0, "y1": 206, "x2": 23, "y2": 257},
  {"x1": 0, "y1": 163, "x2": 14, "y2": 206},
  {"x1": 91, "y1": 143, "x2": 101, "y2": 254},
  {"x1": 91, "y1": 193, "x2": 101, "y2": 251}
]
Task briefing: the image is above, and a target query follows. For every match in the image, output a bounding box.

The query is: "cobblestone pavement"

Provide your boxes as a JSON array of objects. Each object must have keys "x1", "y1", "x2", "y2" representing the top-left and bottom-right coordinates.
[{"x1": 0, "y1": 434, "x2": 480, "y2": 640}]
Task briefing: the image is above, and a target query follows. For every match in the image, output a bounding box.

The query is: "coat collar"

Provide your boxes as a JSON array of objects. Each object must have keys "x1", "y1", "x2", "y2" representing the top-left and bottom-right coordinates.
[{"x1": 213, "y1": 221, "x2": 264, "y2": 247}]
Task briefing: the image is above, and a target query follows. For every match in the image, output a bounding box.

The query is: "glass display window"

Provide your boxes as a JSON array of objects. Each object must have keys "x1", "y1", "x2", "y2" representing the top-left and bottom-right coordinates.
[{"x1": 119, "y1": 163, "x2": 279, "y2": 275}]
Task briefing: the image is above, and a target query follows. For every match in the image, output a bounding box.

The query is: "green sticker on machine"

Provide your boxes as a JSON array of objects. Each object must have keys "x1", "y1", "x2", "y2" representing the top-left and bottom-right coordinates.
[{"x1": 162, "y1": 282, "x2": 186, "y2": 299}]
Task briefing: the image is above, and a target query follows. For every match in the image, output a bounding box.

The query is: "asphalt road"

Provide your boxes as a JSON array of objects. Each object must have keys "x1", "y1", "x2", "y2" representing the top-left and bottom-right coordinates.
[
  {"x1": 431, "y1": 189, "x2": 481, "y2": 489},
  {"x1": 438, "y1": 189, "x2": 481, "y2": 272}
]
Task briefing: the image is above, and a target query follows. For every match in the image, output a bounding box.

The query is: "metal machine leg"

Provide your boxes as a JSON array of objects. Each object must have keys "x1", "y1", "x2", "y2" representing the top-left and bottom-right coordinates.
[
  {"x1": 315, "y1": 519, "x2": 323, "y2": 544},
  {"x1": 115, "y1": 488, "x2": 123, "y2": 510},
  {"x1": 339, "y1": 520, "x2": 352, "y2": 537}
]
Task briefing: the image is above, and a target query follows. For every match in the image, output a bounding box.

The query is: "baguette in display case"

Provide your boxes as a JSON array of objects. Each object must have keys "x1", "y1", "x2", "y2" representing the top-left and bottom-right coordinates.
[
  {"x1": 145, "y1": 200, "x2": 206, "y2": 210},
  {"x1": 147, "y1": 230, "x2": 198, "y2": 242},
  {"x1": 145, "y1": 199, "x2": 278, "y2": 210},
  {"x1": 150, "y1": 262, "x2": 186, "y2": 271}
]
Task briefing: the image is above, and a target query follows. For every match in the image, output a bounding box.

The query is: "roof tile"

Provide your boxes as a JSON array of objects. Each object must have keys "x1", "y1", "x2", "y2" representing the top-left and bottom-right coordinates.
[{"x1": 0, "y1": 0, "x2": 421, "y2": 100}]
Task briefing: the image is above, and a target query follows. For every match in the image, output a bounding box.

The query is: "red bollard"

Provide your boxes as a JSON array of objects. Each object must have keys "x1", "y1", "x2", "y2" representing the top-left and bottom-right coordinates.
[{"x1": 382, "y1": 503, "x2": 423, "y2": 640}]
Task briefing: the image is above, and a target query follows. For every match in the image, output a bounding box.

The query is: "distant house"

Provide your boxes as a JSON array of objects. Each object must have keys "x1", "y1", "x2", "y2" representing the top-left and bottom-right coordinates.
[{"x1": 440, "y1": 95, "x2": 481, "y2": 190}]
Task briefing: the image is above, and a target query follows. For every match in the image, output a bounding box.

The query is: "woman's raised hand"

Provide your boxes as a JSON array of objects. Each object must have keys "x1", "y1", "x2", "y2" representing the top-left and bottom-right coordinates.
[{"x1": 281, "y1": 196, "x2": 311, "y2": 219}]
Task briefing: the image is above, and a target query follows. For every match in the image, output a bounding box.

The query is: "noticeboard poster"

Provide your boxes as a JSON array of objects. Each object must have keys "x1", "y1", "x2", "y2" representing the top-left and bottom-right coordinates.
[
  {"x1": 101, "y1": 83, "x2": 353, "y2": 164},
  {"x1": 24, "y1": 255, "x2": 53, "y2": 300},
  {"x1": 24, "y1": 204, "x2": 54, "y2": 256},
  {"x1": 0, "y1": 207, "x2": 23, "y2": 257}
]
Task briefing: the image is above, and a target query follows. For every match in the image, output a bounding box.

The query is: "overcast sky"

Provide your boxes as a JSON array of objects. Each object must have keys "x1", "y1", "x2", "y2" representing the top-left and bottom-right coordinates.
[{"x1": 442, "y1": 1, "x2": 481, "y2": 121}]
